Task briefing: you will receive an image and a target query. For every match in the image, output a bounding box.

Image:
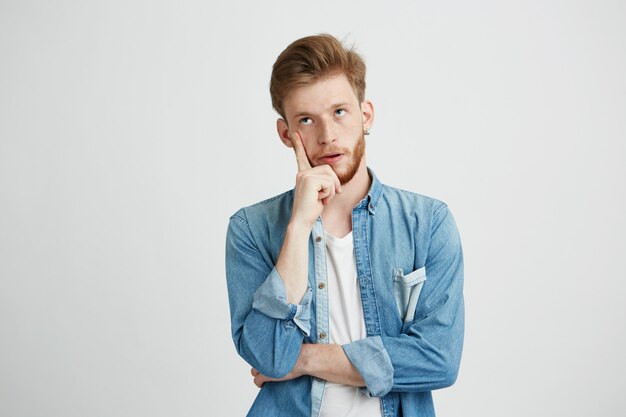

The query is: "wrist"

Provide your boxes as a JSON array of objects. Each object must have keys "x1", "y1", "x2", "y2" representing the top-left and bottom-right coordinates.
[
  {"x1": 287, "y1": 219, "x2": 315, "y2": 235},
  {"x1": 297, "y1": 344, "x2": 315, "y2": 375}
]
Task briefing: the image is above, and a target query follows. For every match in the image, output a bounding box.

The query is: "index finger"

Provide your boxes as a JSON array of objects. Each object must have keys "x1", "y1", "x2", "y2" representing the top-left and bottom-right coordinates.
[{"x1": 290, "y1": 130, "x2": 312, "y2": 172}]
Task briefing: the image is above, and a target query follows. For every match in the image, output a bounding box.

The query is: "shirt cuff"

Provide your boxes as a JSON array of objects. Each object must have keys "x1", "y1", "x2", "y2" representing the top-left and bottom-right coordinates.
[
  {"x1": 252, "y1": 266, "x2": 313, "y2": 336},
  {"x1": 342, "y1": 336, "x2": 394, "y2": 397}
]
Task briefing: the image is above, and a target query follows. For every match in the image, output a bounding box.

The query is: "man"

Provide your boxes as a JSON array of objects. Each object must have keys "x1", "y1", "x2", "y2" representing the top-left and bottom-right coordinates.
[{"x1": 225, "y1": 34, "x2": 464, "y2": 417}]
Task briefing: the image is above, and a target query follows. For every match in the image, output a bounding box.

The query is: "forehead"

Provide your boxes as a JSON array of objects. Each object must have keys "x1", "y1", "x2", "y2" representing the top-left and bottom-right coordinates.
[{"x1": 283, "y1": 72, "x2": 359, "y2": 118}]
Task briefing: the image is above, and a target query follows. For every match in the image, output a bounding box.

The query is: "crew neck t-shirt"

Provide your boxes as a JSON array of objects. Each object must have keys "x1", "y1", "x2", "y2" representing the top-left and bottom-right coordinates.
[{"x1": 318, "y1": 229, "x2": 382, "y2": 417}]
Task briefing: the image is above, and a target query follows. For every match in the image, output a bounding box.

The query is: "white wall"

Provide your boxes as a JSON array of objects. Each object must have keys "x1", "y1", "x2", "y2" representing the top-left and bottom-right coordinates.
[{"x1": 1, "y1": 1, "x2": 624, "y2": 416}]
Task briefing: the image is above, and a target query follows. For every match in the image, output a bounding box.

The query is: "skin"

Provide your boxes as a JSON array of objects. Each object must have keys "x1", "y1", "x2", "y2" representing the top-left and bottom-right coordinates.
[{"x1": 251, "y1": 71, "x2": 375, "y2": 389}]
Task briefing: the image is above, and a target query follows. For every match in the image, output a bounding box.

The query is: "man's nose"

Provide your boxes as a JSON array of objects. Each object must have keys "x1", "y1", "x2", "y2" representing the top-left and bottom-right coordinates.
[{"x1": 317, "y1": 120, "x2": 337, "y2": 145}]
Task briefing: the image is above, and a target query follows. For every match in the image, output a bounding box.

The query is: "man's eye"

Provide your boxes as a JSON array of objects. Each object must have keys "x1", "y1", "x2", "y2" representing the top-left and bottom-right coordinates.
[
  {"x1": 335, "y1": 109, "x2": 346, "y2": 116},
  {"x1": 299, "y1": 117, "x2": 312, "y2": 125}
]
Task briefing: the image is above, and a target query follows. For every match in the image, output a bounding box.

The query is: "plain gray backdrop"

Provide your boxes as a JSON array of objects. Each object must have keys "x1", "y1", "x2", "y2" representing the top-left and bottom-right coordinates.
[{"x1": 1, "y1": 1, "x2": 625, "y2": 416}]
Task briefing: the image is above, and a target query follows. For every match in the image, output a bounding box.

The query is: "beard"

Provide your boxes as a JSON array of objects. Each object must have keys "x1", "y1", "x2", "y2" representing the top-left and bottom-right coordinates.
[
  {"x1": 336, "y1": 131, "x2": 366, "y2": 185},
  {"x1": 312, "y1": 131, "x2": 366, "y2": 185}
]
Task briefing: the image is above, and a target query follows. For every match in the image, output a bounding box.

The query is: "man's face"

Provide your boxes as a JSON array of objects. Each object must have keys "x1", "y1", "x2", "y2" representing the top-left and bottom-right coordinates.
[{"x1": 278, "y1": 72, "x2": 373, "y2": 185}]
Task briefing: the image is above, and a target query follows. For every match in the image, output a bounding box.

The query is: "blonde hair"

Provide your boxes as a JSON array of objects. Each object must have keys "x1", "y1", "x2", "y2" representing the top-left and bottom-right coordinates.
[{"x1": 270, "y1": 34, "x2": 366, "y2": 119}]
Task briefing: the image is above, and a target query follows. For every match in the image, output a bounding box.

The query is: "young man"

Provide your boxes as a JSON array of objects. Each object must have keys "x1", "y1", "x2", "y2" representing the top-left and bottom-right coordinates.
[{"x1": 225, "y1": 34, "x2": 464, "y2": 417}]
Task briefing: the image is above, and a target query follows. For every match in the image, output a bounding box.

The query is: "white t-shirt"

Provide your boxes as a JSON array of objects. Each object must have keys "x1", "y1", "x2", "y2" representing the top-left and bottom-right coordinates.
[{"x1": 318, "y1": 229, "x2": 383, "y2": 417}]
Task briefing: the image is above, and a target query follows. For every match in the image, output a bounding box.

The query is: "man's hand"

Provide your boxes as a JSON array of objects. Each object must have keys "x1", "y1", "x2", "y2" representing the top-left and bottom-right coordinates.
[
  {"x1": 289, "y1": 131, "x2": 342, "y2": 229},
  {"x1": 250, "y1": 366, "x2": 304, "y2": 388}
]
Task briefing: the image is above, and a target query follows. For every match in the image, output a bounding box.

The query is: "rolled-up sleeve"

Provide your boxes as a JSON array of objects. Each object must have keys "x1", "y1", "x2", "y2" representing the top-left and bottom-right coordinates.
[
  {"x1": 253, "y1": 266, "x2": 313, "y2": 336},
  {"x1": 342, "y1": 336, "x2": 394, "y2": 397}
]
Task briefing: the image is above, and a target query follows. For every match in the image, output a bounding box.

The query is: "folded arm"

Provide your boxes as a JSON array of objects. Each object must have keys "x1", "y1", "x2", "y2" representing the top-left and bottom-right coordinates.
[{"x1": 252, "y1": 343, "x2": 365, "y2": 388}]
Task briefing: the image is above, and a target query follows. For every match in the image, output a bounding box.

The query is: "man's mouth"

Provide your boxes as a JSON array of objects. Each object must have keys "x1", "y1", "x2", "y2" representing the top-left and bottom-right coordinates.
[{"x1": 319, "y1": 153, "x2": 344, "y2": 164}]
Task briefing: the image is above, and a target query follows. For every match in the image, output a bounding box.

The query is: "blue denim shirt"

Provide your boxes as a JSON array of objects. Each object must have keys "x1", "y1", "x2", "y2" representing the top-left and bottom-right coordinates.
[{"x1": 225, "y1": 167, "x2": 464, "y2": 417}]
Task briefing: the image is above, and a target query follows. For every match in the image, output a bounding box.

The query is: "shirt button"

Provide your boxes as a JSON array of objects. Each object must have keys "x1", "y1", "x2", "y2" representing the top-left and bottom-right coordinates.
[
  {"x1": 369, "y1": 203, "x2": 374, "y2": 210},
  {"x1": 319, "y1": 332, "x2": 326, "y2": 340},
  {"x1": 318, "y1": 282, "x2": 326, "y2": 289},
  {"x1": 315, "y1": 236, "x2": 322, "y2": 242}
]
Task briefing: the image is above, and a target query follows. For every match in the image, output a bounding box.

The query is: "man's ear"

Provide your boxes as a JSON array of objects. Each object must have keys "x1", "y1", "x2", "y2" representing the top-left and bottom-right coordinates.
[
  {"x1": 361, "y1": 99, "x2": 375, "y2": 132},
  {"x1": 276, "y1": 118, "x2": 293, "y2": 148}
]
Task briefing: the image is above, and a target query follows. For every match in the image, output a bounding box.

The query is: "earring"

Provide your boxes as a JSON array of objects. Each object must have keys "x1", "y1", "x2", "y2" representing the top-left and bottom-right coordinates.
[{"x1": 364, "y1": 127, "x2": 370, "y2": 136}]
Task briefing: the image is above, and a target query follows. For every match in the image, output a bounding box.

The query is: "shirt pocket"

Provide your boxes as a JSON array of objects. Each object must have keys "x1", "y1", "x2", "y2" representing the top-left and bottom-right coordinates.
[{"x1": 392, "y1": 266, "x2": 427, "y2": 323}]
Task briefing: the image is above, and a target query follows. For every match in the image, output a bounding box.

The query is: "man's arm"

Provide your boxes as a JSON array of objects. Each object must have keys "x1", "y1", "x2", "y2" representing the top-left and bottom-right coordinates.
[
  {"x1": 226, "y1": 212, "x2": 313, "y2": 379},
  {"x1": 226, "y1": 132, "x2": 343, "y2": 379}
]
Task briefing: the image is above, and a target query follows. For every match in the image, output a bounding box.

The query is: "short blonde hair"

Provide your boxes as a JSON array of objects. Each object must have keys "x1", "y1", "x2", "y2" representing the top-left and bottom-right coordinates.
[{"x1": 270, "y1": 34, "x2": 367, "y2": 119}]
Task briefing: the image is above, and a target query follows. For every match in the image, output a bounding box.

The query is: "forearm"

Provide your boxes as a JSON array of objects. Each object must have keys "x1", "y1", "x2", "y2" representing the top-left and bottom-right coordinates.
[
  {"x1": 275, "y1": 221, "x2": 311, "y2": 304},
  {"x1": 299, "y1": 343, "x2": 365, "y2": 387}
]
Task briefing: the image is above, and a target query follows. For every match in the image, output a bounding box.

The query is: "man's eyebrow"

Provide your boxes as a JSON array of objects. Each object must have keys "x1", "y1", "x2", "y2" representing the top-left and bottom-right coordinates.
[{"x1": 292, "y1": 103, "x2": 352, "y2": 118}]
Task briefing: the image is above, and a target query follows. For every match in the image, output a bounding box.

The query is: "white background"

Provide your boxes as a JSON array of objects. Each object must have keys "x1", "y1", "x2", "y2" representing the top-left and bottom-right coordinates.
[{"x1": 1, "y1": 1, "x2": 625, "y2": 416}]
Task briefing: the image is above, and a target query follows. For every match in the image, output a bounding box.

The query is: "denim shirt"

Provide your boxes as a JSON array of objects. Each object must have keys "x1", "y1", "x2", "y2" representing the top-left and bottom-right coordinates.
[{"x1": 225, "y1": 167, "x2": 464, "y2": 417}]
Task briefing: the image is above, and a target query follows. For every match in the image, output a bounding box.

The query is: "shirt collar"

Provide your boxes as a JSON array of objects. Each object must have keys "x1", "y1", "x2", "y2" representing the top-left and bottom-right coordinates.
[{"x1": 357, "y1": 166, "x2": 383, "y2": 215}]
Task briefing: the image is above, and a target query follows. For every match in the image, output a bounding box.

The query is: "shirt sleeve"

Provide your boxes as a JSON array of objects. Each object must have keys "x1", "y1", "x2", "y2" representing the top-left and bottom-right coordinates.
[
  {"x1": 225, "y1": 211, "x2": 313, "y2": 378},
  {"x1": 252, "y1": 266, "x2": 313, "y2": 336},
  {"x1": 342, "y1": 203, "x2": 464, "y2": 397}
]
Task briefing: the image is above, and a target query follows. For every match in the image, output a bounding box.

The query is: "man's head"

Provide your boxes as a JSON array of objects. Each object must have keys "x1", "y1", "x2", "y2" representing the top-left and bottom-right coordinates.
[
  {"x1": 270, "y1": 34, "x2": 367, "y2": 119},
  {"x1": 270, "y1": 34, "x2": 374, "y2": 185}
]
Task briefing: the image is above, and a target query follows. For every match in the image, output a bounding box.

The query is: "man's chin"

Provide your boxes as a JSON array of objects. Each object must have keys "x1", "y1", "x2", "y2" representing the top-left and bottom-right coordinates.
[{"x1": 335, "y1": 166, "x2": 359, "y2": 185}]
